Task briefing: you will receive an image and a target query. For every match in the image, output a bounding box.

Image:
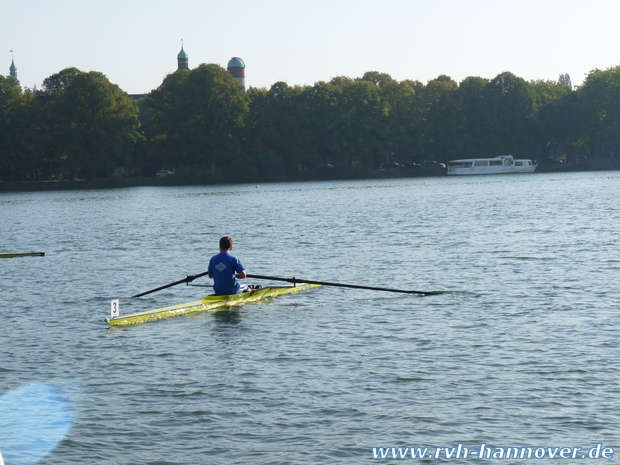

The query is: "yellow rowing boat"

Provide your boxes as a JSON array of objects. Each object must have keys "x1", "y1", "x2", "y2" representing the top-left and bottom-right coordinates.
[
  {"x1": 106, "y1": 284, "x2": 321, "y2": 326},
  {"x1": 0, "y1": 252, "x2": 45, "y2": 258}
]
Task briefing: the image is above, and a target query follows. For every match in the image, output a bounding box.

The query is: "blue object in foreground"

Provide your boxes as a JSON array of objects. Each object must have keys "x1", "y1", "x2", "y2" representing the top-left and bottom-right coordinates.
[{"x1": 0, "y1": 383, "x2": 74, "y2": 465}]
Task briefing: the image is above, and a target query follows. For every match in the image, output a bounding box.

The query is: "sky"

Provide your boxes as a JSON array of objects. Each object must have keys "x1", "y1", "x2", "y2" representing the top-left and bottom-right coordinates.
[{"x1": 3, "y1": 0, "x2": 620, "y2": 94}]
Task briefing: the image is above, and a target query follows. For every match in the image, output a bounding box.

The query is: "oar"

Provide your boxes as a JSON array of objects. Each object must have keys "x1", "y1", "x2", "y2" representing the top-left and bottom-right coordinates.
[
  {"x1": 245, "y1": 274, "x2": 442, "y2": 295},
  {"x1": 132, "y1": 271, "x2": 209, "y2": 298}
]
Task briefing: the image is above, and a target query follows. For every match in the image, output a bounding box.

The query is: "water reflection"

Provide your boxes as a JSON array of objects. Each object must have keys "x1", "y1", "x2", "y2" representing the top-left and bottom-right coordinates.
[{"x1": 212, "y1": 308, "x2": 244, "y2": 325}]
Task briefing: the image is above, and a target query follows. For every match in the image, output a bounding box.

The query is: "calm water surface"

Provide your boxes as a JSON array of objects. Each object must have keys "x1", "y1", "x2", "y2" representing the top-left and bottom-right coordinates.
[{"x1": 1, "y1": 172, "x2": 620, "y2": 464}]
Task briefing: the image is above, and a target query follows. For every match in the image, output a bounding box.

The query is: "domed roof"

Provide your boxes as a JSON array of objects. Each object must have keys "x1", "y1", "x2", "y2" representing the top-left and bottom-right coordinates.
[
  {"x1": 227, "y1": 57, "x2": 245, "y2": 68},
  {"x1": 177, "y1": 46, "x2": 188, "y2": 59}
]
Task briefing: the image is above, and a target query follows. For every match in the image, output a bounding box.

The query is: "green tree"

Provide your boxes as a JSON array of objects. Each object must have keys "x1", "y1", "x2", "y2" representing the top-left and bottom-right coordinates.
[
  {"x1": 291, "y1": 77, "x2": 389, "y2": 170},
  {"x1": 336, "y1": 79, "x2": 388, "y2": 168},
  {"x1": 456, "y1": 76, "x2": 491, "y2": 157},
  {"x1": 37, "y1": 68, "x2": 141, "y2": 179},
  {"x1": 578, "y1": 66, "x2": 620, "y2": 157},
  {"x1": 144, "y1": 63, "x2": 249, "y2": 175},
  {"x1": 381, "y1": 79, "x2": 425, "y2": 165},
  {"x1": 359, "y1": 71, "x2": 395, "y2": 88},
  {"x1": 245, "y1": 86, "x2": 271, "y2": 156},
  {"x1": 0, "y1": 76, "x2": 28, "y2": 179},
  {"x1": 529, "y1": 79, "x2": 575, "y2": 158},
  {"x1": 558, "y1": 73, "x2": 572, "y2": 88},
  {"x1": 484, "y1": 72, "x2": 537, "y2": 156},
  {"x1": 304, "y1": 80, "x2": 344, "y2": 168},
  {"x1": 249, "y1": 82, "x2": 313, "y2": 172},
  {"x1": 420, "y1": 75, "x2": 459, "y2": 161}
]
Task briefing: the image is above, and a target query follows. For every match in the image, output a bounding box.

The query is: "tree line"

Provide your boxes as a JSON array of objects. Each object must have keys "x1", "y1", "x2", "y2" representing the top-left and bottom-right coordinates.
[{"x1": 2, "y1": 63, "x2": 620, "y2": 183}]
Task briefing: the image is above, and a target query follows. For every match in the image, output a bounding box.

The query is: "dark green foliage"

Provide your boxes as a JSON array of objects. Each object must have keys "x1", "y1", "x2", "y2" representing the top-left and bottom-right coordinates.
[
  {"x1": 0, "y1": 76, "x2": 32, "y2": 179},
  {"x1": 578, "y1": 67, "x2": 620, "y2": 156},
  {"x1": 4, "y1": 64, "x2": 620, "y2": 184},
  {"x1": 143, "y1": 64, "x2": 248, "y2": 171},
  {"x1": 1, "y1": 68, "x2": 141, "y2": 181}
]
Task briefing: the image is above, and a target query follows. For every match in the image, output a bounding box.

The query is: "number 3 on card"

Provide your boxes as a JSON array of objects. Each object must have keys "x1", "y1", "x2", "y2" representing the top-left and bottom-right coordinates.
[{"x1": 110, "y1": 300, "x2": 120, "y2": 318}]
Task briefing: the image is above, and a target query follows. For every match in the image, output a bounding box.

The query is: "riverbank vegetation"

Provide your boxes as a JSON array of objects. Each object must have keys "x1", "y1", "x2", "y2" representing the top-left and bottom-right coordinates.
[{"x1": 2, "y1": 64, "x2": 620, "y2": 184}]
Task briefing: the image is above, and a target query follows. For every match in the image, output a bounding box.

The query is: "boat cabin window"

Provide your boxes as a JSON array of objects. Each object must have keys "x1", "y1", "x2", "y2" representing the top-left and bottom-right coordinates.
[
  {"x1": 474, "y1": 160, "x2": 489, "y2": 166},
  {"x1": 515, "y1": 161, "x2": 523, "y2": 166},
  {"x1": 489, "y1": 160, "x2": 502, "y2": 166},
  {"x1": 448, "y1": 162, "x2": 473, "y2": 168},
  {"x1": 503, "y1": 158, "x2": 513, "y2": 165}
]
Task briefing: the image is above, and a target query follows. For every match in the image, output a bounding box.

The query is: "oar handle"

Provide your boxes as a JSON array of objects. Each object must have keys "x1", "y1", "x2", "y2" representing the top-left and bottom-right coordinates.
[{"x1": 245, "y1": 274, "x2": 294, "y2": 283}]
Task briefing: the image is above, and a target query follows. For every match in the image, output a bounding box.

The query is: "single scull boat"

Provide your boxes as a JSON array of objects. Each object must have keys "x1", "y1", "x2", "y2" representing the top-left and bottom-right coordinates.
[
  {"x1": 106, "y1": 283, "x2": 321, "y2": 326},
  {"x1": 0, "y1": 252, "x2": 45, "y2": 258}
]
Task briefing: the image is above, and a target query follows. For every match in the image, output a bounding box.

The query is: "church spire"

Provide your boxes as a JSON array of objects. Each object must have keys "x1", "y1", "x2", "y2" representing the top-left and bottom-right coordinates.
[
  {"x1": 9, "y1": 50, "x2": 17, "y2": 79},
  {"x1": 177, "y1": 40, "x2": 189, "y2": 70}
]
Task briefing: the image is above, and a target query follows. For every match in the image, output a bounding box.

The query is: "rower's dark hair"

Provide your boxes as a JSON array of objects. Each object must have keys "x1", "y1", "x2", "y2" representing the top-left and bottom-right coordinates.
[{"x1": 220, "y1": 236, "x2": 234, "y2": 250}]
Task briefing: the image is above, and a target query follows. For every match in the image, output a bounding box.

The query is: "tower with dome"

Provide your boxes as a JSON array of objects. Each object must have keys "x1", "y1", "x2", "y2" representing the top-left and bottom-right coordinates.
[
  {"x1": 177, "y1": 42, "x2": 189, "y2": 70},
  {"x1": 176, "y1": 43, "x2": 245, "y2": 89},
  {"x1": 226, "y1": 57, "x2": 245, "y2": 89},
  {"x1": 9, "y1": 50, "x2": 17, "y2": 79}
]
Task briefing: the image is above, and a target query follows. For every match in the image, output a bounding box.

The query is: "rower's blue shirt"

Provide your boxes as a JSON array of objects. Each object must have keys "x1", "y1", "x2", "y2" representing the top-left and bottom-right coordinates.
[{"x1": 208, "y1": 252, "x2": 245, "y2": 295}]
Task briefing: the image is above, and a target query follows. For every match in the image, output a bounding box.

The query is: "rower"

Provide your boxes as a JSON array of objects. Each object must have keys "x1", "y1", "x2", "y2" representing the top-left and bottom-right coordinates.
[{"x1": 207, "y1": 236, "x2": 261, "y2": 295}]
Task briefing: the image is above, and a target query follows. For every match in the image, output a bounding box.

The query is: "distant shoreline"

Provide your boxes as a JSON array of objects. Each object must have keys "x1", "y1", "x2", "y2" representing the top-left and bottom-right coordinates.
[{"x1": 1, "y1": 160, "x2": 618, "y2": 192}]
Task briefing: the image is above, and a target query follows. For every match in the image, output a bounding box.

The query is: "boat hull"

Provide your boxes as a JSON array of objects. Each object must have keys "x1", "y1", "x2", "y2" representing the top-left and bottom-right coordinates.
[
  {"x1": 0, "y1": 252, "x2": 45, "y2": 258},
  {"x1": 105, "y1": 284, "x2": 321, "y2": 326},
  {"x1": 447, "y1": 165, "x2": 536, "y2": 175}
]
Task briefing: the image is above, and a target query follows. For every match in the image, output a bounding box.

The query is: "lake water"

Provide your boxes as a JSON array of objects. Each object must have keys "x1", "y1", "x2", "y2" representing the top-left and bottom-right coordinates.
[{"x1": 1, "y1": 172, "x2": 619, "y2": 464}]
